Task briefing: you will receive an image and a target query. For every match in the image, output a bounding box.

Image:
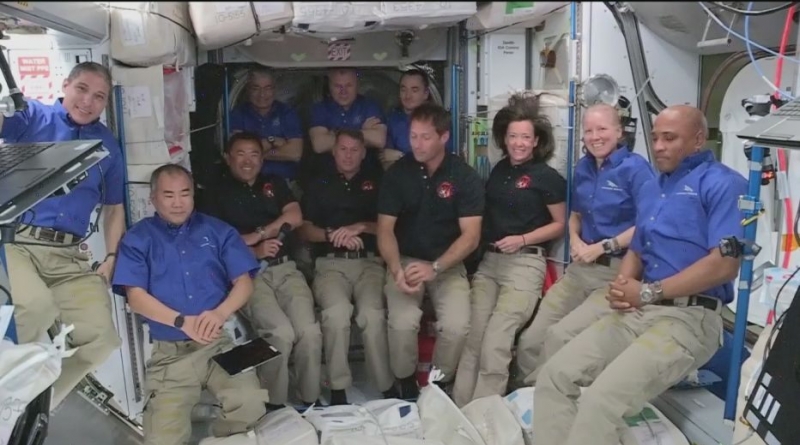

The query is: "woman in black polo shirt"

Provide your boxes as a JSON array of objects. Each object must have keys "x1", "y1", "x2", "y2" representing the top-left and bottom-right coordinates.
[{"x1": 453, "y1": 93, "x2": 567, "y2": 406}]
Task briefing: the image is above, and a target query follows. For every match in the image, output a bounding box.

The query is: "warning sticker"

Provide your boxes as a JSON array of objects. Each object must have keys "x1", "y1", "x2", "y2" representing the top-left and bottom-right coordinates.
[
  {"x1": 18, "y1": 57, "x2": 51, "y2": 77},
  {"x1": 327, "y1": 42, "x2": 352, "y2": 62}
]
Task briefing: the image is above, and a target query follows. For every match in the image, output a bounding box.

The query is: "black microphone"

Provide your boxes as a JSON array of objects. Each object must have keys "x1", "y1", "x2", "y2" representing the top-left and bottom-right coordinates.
[{"x1": 276, "y1": 223, "x2": 292, "y2": 242}]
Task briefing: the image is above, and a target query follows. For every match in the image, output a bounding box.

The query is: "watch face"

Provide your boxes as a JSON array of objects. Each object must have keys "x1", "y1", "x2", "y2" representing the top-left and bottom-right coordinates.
[{"x1": 174, "y1": 315, "x2": 185, "y2": 329}]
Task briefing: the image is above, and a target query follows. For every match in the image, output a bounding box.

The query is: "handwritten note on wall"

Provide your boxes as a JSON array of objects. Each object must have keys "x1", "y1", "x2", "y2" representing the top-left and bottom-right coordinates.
[{"x1": 121, "y1": 86, "x2": 153, "y2": 120}]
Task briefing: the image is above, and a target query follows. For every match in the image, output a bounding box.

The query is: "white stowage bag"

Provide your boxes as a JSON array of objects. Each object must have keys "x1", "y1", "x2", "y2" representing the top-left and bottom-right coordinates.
[
  {"x1": 110, "y1": 2, "x2": 196, "y2": 67},
  {"x1": 362, "y1": 398, "x2": 424, "y2": 439},
  {"x1": 330, "y1": 437, "x2": 446, "y2": 445},
  {"x1": 620, "y1": 403, "x2": 689, "y2": 445},
  {"x1": 198, "y1": 406, "x2": 318, "y2": 445},
  {"x1": 304, "y1": 405, "x2": 382, "y2": 444},
  {"x1": 416, "y1": 383, "x2": 487, "y2": 445},
  {"x1": 189, "y1": 2, "x2": 294, "y2": 51},
  {"x1": 502, "y1": 388, "x2": 534, "y2": 445},
  {"x1": 378, "y1": 2, "x2": 477, "y2": 29},
  {"x1": 462, "y1": 395, "x2": 524, "y2": 445},
  {"x1": 291, "y1": 2, "x2": 382, "y2": 36},
  {"x1": 0, "y1": 326, "x2": 76, "y2": 445},
  {"x1": 466, "y1": 2, "x2": 569, "y2": 31}
]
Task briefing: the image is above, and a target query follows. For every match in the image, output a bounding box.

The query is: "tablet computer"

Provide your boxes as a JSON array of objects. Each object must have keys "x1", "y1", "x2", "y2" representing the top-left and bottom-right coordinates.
[{"x1": 212, "y1": 337, "x2": 282, "y2": 376}]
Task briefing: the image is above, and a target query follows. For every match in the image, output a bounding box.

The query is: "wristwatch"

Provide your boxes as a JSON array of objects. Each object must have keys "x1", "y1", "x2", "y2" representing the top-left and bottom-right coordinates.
[
  {"x1": 256, "y1": 226, "x2": 268, "y2": 240},
  {"x1": 432, "y1": 260, "x2": 441, "y2": 275},
  {"x1": 325, "y1": 227, "x2": 334, "y2": 243},
  {"x1": 602, "y1": 238, "x2": 615, "y2": 255},
  {"x1": 267, "y1": 136, "x2": 275, "y2": 143},
  {"x1": 640, "y1": 281, "x2": 663, "y2": 305},
  {"x1": 173, "y1": 314, "x2": 185, "y2": 329}
]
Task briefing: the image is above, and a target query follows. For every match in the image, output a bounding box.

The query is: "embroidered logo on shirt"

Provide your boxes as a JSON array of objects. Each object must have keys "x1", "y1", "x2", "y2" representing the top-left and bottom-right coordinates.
[
  {"x1": 677, "y1": 184, "x2": 698, "y2": 196},
  {"x1": 515, "y1": 174, "x2": 532, "y2": 189},
  {"x1": 361, "y1": 180, "x2": 375, "y2": 191},
  {"x1": 200, "y1": 236, "x2": 216, "y2": 248},
  {"x1": 262, "y1": 183, "x2": 275, "y2": 198},
  {"x1": 437, "y1": 181, "x2": 454, "y2": 199},
  {"x1": 272, "y1": 118, "x2": 281, "y2": 128},
  {"x1": 601, "y1": 180, "x2": 623, "y2": 192}
]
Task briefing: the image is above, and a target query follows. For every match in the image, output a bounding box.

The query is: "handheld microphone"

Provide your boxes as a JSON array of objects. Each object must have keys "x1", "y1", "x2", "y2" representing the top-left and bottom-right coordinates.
[{"x1": 276, "y1": 223, "x2": 292, "y2": 242}]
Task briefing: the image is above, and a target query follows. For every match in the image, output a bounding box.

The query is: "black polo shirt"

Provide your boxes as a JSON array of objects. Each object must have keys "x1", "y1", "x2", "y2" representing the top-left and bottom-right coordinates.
[
  {"x1": 302, "y1": 164, "x2": 382, "y2": 257},
  {"x1": 199, "y1": 171, "x2": 296, "y2": 258},
  {"x1": 484, "y1": 157, "x2": 567, "y2": 247},
  {"x1": 378, "y1": 153, "x2": 485, "y2": 262}
]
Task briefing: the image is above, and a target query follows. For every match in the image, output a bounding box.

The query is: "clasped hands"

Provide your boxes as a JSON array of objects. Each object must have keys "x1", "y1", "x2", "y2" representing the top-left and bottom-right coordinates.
[
  {"x1": 569, "y1": 238, "x2": 605, "y2": 264},
  {"x1": 393, "y1": 262, "x2": 437, "y2": 295},
  {"x1": 181, "y1": 310, "x2": 227, "y2": 345},
  {"x1": 606, "y1": 274, "x2": 643, "y2": 312}
]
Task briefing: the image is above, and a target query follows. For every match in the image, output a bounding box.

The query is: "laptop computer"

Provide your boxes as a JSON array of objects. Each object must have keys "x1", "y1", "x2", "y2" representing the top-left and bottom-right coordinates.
[
  {"x1": 0, "y1": 140, "x2": 108, "y2": 226},
  {"x1": 742, "y1": 284, "x2": 800, "y2": 444},
  {"x1": 737, "y1": 97, "x2": 800, "y2": 150}
]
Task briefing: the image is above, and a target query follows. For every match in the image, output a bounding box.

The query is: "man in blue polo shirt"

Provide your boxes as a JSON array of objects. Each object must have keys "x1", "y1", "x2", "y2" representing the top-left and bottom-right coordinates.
[
  {"x1": 533, "y1": 105, "x2": 748, "y2": 445},
  {"x1": 230, "y1": 67, "x2": 303, "y2": 183},
  {"x1": 112, "y1": 164, "x2": 269, "y2": 444},
  {"x1": 306, "y1": 68, "x2": 386, "y2": 181},
  {"x1": 2, "y1": 61, "x2": 126, "y2": 408},
  {"x1": 383, "y1": 69, "x2": 453, "y2": 169}
]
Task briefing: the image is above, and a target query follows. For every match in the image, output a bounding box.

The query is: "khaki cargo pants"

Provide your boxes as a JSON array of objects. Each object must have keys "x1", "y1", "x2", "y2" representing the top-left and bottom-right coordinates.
[
  {"x1": 515, "y1": 259, "x2": 620, "y2": 385},
  {"x1": 241, "y1": 259, "x2": 322, "y2": 404},
  {"x1": 4, "y1": 230, "x2": 121, "y2": 407},
  {"x1": 534, "y1": 303, "x2": 722, "y2": 445},
  {"x1": 313, "y1": 255, "x2": 394, "y2": 392},
  {"x1": 385, "y1": 257, "x2": 471, "y2": 381},
  {"x1": 143, "y1": 334, "x2": 270, "y2": 445},
  {"x1": 452, "y1": 251, "x2": 546, "y2": 406}
]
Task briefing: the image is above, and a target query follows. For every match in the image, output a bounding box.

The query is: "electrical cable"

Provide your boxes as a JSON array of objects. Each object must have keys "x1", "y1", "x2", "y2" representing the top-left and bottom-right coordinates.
[
  {"x1": 744, "y1": 3, "x2": 794, "y2": 99},
  {"x1": 698, "y1": 2, "x2": 800, "y2": 64},
  {"x1": 765, "y1": 3, "x2": 798, "y2": 326},
  {"x1": 709, "y1": 1, "x2": 799, "y2": 17}
]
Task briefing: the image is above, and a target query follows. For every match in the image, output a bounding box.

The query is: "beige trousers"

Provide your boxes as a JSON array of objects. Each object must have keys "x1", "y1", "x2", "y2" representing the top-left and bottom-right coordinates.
[
  {"x1": 384, "y1": 257, "x2": 471, "y2": 381},
  {"x1": 533, "y1": 304, "x2": 722, "y2": 445},
  {"x1": 5, "y1": 231, "x2": 121, "y2": 407},
  {"x1": 242, "y1": 260, "x2": 322, "y2": 404},
  {"x1": 142, "y1": 335, "x2": 269, "y2": 445},
  {"x1": 515, "y1": 259, "x2": 619, "y2": 385},
  {"x1": 313, "y1": 256, "x2": 394, "y2": 392},
  {"x1": 452, "y1": 252, "x2": 546, "y2": 407}
]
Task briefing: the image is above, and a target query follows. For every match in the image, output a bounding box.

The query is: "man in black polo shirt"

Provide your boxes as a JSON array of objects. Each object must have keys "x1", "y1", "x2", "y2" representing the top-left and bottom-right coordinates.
[
  {"x1": 377, "y1": 103, "x2": 485, "y2": 398},
  {"x1": 299, "y1": 129, "x2": 396, "y2": 405},
  {"x1": 200, "y1": 132, "x2": 323, "y2": 408}
]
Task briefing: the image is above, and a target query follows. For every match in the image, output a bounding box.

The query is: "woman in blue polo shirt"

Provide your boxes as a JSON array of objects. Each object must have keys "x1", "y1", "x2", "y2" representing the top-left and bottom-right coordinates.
[{"x1": 514, "y1": 103, "x2": 656, "y2": 387}]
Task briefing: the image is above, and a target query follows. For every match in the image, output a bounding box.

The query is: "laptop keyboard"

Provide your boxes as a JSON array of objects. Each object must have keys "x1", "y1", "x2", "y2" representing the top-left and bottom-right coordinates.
[
  {"x1": 0, "y1": 142, "x2": 54, "y2": 176},
  {"x1": 774, "y1": 100, "x2": 800, "y2": 117}
]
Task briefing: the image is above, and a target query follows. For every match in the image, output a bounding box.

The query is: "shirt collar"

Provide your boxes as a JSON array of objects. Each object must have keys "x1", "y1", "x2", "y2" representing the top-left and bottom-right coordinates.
[
  {"x1": 246, "y1": 101, "x2": 277, "y2": 118},
  {"x1": 412, "y1": 152, "x2": 454, "y2": 177},
  {"x1": 585, "y1": 145, "x2": 630, "y2": 169},
  {"x1": 154, "y1": 211, "x2": 197, "y2": 232},
  {"x1": 328, "y1": 95, "x2": 365, "y2": 113},
  {"x1": 665, "y1": 150, "x2": 714, "y2": 177}
]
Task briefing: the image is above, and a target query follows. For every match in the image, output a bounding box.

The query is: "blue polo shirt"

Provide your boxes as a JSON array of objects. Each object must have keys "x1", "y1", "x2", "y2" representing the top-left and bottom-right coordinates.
[
  {"x1": 630, "y1": 150, "x2": 748, "y2": 304},
  {"x1": 386, "y1": 108, "x2": 454, "y2": 154},
  {"x1": 229, "y1": 101, "x2": 303, "y2": 181},
  {"x1": 309, "y1": 94, "x2": 385, "y2": 174},
  {"x1": 572, "y1": 146, "x2": 655, "y2": 248},
  {"x1": 112, "y1": 212, "x2": 260, "y2": 342},
  {"x1": 0, "y1": 99, "x2": 125, "y2": 237}
]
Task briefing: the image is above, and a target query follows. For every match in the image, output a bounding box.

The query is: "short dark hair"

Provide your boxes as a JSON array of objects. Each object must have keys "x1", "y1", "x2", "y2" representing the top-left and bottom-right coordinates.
[
  {"x1": 492, "y1": 93, "x2": 555, "y2": 163},
  {"x1": 400, "y1": 69, "x2": 430, "y2": 90},
  {"x1": 246, "y1": 66, "x2": 274, "y2": 85},
  {"x1": 67, "y1": 61, "x2": 112, "y2": 91},
  {"x1": 225, "y1": 132, "x2": 264, "y2": 154},
  {"x1": 150, "y1": 164, "x2": 194, "y2": 191},
  {"x1": 334, "y1": 128, "x2": 365, "y2": 146},
  {"x1": 410, "y1": 103, "x2": 450, "y2": 136}
]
